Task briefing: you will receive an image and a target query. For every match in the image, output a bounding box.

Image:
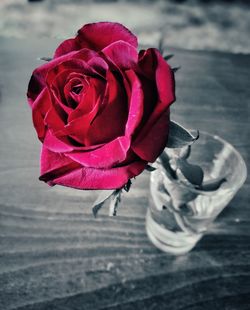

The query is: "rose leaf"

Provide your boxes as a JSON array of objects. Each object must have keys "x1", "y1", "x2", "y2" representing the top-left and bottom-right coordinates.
[
  {"x1": 164, "y1": 54, "x2": 174, "y2": 61},
  {"x1": 158, "y1": 152, "x2": 177, "y2": 179},
  {"x1": 166, "y1": 121, "x2": 199, "y2": 149},
  {"x1": 176, "y1": 159, "x2": 204, "y2": 186},
  {"x1": 92, "y1": 190, "x2": 116, "y2": 217},
  {"x1": 172, "y1": 66, "x2": 181, "y2": 73},
  {"x1": 200, "y1": 177, "x2": 227, "y2": 191},
  {"x1": 39, "y1": 57, "x2": 53, "y2": 62},
  {"x1": 158, "y1": 36, "x2": 164, "y2": 54},
  {"x1": 179, "y1": 145, "x2": 191, "y2": 159},
  {"x1": 109, "y1": 190, "x2": 122, "y2": 216},
  {"x1": 123, "y1": 179, "x2": 132, "y2": 192},
  {"x1": 145, "y1": 165, "x2": 156, "y2": 172}
]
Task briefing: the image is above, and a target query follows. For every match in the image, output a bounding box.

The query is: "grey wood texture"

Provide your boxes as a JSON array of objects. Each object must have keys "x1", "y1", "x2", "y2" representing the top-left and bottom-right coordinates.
[{"x1": 0, "y1": 38, "x2": 249, "y2": 310}]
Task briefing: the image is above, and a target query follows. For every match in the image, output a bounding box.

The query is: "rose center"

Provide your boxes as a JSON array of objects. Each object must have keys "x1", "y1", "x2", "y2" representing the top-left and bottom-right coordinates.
[
  {"x1": 72, "y1": 84, "x2": 83, "y2": 95},
  {"x1": 63, "y1": 76, "x2": 88, "y2": 110}
]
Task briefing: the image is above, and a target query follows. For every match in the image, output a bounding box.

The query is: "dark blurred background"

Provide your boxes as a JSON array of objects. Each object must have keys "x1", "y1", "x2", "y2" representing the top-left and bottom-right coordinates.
[{"x1": 0, "y1": 0, "x2": 249, "y2": 53}]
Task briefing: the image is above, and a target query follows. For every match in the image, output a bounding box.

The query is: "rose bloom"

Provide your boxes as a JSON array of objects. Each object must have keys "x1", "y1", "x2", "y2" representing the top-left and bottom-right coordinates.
[{"x1": 27, "y1": 22, "x2": 175, "y2": 189}]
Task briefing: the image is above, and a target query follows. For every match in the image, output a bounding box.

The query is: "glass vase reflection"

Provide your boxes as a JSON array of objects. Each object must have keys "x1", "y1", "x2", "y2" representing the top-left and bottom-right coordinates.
[{"x1": 146, "y1": 131, "x2": 247, "y2": 255}]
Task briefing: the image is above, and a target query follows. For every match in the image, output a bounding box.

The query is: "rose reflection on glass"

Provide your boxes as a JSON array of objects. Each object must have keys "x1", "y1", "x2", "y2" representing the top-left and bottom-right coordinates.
[{"x1": 146, "y1": 131, "x2": 247, "y2": 255}]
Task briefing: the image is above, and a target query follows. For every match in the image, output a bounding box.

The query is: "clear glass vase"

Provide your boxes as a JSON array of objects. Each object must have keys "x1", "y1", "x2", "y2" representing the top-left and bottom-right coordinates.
[{"x1": 146, "y1": 131, "x2": 247, "y2": 255}]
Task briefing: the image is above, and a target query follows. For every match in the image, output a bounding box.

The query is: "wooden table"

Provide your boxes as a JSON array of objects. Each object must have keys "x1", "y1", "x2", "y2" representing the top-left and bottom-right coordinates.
[{"x1": 0, "y1": 38, "x2": 249, "y2": 310}]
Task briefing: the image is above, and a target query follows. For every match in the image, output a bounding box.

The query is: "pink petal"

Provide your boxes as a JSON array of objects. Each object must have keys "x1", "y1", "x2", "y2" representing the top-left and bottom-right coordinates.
[
  {"x1": 46, "y1": 59, "x2": 93, "y2": 87},
  {"x1": 85, "y1": 71, "x2": 127, "y2": 145},
  {"x1": 62, "y1": 78, "x2": 106, "y2": 145},
  {"x1": 124, "y1": 70, "x2": 144, "y2": 136},
  {"x1": 130, "y1": 48, "x2": 175, "y2": 162},
  {"x1": 54, "y1": 38, "x2": 81, "y2": 58},
  {"x1": 49, "y1": 160, "x2": 147, "y2": 190},
  {"x1": 139, "y1": 48, "x2": 175, "y2": 105},
  {"x1": 28, "y1": 51, "x2": 77, "y2": 104},
  {"x1": 63, "y1": 77, "x2": 84, "y2": 110},
  {"x1": 132, "y1": 109, "x2": 170, "y2": 162},
  {"x1": 43, "y1": 130, "x2": 74, "y2": 153},
  {"x1": 46, "y1": 59, "x2": 106, "y2": 119},
  {"x1": 57, "y1": 105, "x2": 99, "y2": 145},
  {"x1": 27, "y1": 49, "x2": 100, "y2": 104},
  {"x1": 44, "y1": 107, "x2": 65, "y2": 132},
  {"x1": 65, "y1": 136, "x2": 130, "y2": 168},
  {"x1": 40, "y1": 146, "x2": 81, "y2": 183},
  {"x1": 102, "y1": 40, "x2": 138, "y2": 69},
  {"x1": 77, "y1": 77, "x2": 106, "y2": 116},
  {"x1": 49, "y1": 70, "x2": 76, "y2": 114},
  {"x1": 31, "y1": 88, "x2": 51, "y2": 141},
  {"x1": 87, "y1": 56, "x2": 109, "y2": 77},
  {"x1": 67, "y1": 78, "x2": 106, "y2": 124},
  {"x1": 77, "y1": 22, "x2": 138, "y2": 51}
]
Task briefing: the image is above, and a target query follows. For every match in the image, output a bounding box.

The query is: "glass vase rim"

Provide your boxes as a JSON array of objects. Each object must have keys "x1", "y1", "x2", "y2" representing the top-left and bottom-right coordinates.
[{"x1": 161, "y1": 130, "x2": 248, "y2": 196}]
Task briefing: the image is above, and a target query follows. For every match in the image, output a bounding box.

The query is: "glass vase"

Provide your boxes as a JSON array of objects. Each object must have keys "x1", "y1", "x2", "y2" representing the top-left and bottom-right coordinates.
[{"x1": 146, "y1": 131, "x2": 247, "y2": 255}]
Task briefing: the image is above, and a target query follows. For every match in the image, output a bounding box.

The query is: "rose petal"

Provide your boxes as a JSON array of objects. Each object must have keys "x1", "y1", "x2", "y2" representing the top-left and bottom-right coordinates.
[
  {"x1": 124, "y1": 70, "x2": 144, "y2": 136},
  {"x1": 40, "y1": 145, "x2": 81, "y2": 183},
  {"x1": 57, "y1": 105, "x2": 99, "y2": 145},
  {"x1": 49, "y1": 70, "x2": 77, "y2": 114},
  {"x1": 44, "y1": 106, "x2": 65, "y2": 133},
  {"x1": 131, "y1": 48, "x2": 175, "y2": 162},
  {"x1": 64, "y1": 78, "x2": 106, "y2": 145},
  {"x1": 139, "y1": 48, "x2": 175, "y2": 105},
  {"x1": 49, "y1": 160, "x2": 147, "y2": 190},
  {"x1": 28, "y1": 51, "x2": 77, "y2": 104},
  {"x1": 65, "y1": 136, "x2": 130, "y2": 168},
  {"x1": 63, "y1": 76, "x2": 87, "y2": 110},
  {"x1": 102, "y1": 40, "x2": 138, "y2": 69},
  {"x1": 46, "y1": 59, "x2": 93, "y2": 88},
  {"x1": 46, "y1": 59, "x2": 106, "y2": 121},
  {"x1": 44, "y1": 124, "x2": 105, "y2": 151},
  {"x1": 54, "y1": 22, "x2": 138, "y2": 58},
  {"x1": 54, "y1": 38, "x2": 81, "y2": 58},
  {"x1": 77, "y1": 22, "x2": 138, "y2": 51},
  {"x1": 43, "y1": 130, "x2": 74, "y2": 153},
  {"x1": 31, "y1": 88, "x2": 51, "y2": 141},
  {"x1": 132, "y1": 109, "x2": 170, "y2": 162},
  {"x1": 87, "y1": 56, "x2": 109, "y2": 77},
  {"x1": 28, "y1": 65, "x2": 51, "y2": 106},
  {"x1": 28, "y1": 49, "x2": 99, "y2": 104},
  {"x1": 85, "y1": 71, "x2": 127, "y2": 145},
  {"x1": 136, "y1": 74, "x2": 157, "y2": 131},
  {"x1": 77, "y1": 77, "x2": 106, "y2": 115}
]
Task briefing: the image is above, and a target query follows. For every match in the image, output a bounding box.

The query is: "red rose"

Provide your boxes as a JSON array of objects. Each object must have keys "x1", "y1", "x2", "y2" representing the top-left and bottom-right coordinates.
[{"x1": 27, "y1": 22, "x2": 175, "y2": 190}]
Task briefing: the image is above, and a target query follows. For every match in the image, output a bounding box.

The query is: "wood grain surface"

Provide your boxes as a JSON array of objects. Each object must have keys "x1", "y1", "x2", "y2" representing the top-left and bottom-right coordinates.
[{"x1": 0, "y1": 37, "x2": 249, "y2": 310}]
